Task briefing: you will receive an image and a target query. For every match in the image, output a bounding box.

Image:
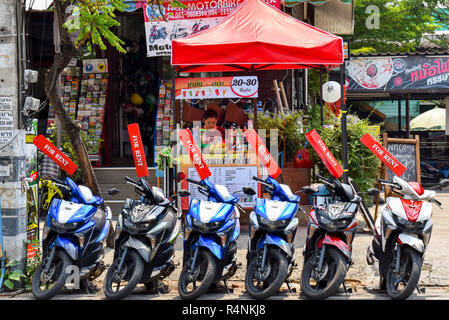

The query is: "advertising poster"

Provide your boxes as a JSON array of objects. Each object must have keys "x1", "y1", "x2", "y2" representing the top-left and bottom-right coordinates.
[
  {"x1": 144, "y1": 0, "x2": 280, "y2": 57},
  {"x1": 175, "y1": 76, "x2": 258, "y2": 99},
  {"x1": 346, "y1": 56, "x2": 449, "y2": 92},
  {"x1": 25, "y1": 119, "x2": 39, "y2": 259}
]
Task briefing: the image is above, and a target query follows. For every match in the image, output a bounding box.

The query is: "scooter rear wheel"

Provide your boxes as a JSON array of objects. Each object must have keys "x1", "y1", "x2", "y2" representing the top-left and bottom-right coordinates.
[
  {"x1": 103, "y1": 249, "x2": 144, "y2": 300},
  {"x1": 178, "y1": 249, "x2": 216, "y2": 300},
  {"x1": 300, "y1": 247, "x2": 347, "y2": 300},
  {"x1": 245, "y1": 247, "x2": 289, "y2": 300},
  {"x1": 386, "y1": 247, "x2": 422, "y2": 300},
  {"x1": 31, "y1": 249, "x2": 72, "y2": 300}
]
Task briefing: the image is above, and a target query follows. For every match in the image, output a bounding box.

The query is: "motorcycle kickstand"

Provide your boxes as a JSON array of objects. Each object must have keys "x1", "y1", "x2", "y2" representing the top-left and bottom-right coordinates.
[
  {"x1": 342, "y1": 281, "x2": 353, "y2": 294},
  {"x1": 285, "y1": 279, "x2": 296, "y2": 294},
  {"x1": 416, "y1": 285, "x2": 425, "y2": 294},
  {"x1": 83, "y1": 279, "x2": 95, "y2": 294},
  {"x1": 223, "y1": 279, "x2": 233, "y2": 294}
]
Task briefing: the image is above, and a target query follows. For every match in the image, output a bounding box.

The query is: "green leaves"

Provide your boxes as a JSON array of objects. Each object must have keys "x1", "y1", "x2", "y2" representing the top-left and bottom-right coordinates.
[
  {"x1": 306, "y1": 104, "x2": 382, "y2": 205},
  {"x1": 2, "y1": 260, "x2": 27, "y2": 291},
  {"x1": 352, "y1": 0, "x2": 447, "y2": 53},
  {"x1": 61, "y1": 0, "x2": 127, "y2": 54}
]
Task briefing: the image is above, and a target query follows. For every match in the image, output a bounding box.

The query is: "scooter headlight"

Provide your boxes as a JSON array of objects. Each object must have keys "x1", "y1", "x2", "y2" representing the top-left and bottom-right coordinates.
[
  {"x1": 192, "y1": 217, "x2": 222, "y2": 232},
  {"x1": 50, "y1": 217, "x2": 82, "y2": 232},
  {"x1": 257, "y1": 215, "x2": 290, "y2": 231},
  {"x1": 394, "y1": 216, "x2": 426, "y2": 233}
]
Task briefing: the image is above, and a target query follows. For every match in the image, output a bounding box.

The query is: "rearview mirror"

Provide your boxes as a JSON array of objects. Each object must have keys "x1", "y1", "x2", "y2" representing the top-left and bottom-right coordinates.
[
  {"x1": 367, "y1": 188, "x2": 380, "y2": 196},
  {"x1": 439, "y1": 179, "x2": 449, "y2": 189},
  {"x1": 178, "y1": 189, "x2": 191, "y2": 197},
  {"x1": 108, "y1": 188, "x2": 120, "y2": 195},
  {"x1": 242, "y1": 187, "x2": 256, "y2": 196}
]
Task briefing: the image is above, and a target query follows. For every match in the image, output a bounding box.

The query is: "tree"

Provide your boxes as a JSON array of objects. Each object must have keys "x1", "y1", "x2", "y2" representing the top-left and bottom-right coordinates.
[
  {"x1": 46, "y1": 0, "x2": 127, "y2": 197},
  {"x1": 351, "y1": 0, "x2": 449, "y2": 54},
  {"x1": 46, "y1": 0, "x2": 182, "y2": 196}
]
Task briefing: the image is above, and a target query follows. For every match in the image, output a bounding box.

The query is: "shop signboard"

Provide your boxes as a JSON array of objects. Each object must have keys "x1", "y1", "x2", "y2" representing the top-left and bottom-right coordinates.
[
  {"x1": 144, "y1": 0, "x2": 280, "y2": 57},
  {"x1": 305, "y1": 129, "x2": 343, "y2": 178},
  {"x1": 128, "y1": 123, "x2": 149, "y2": 177},
  {"x1": 175, "y1": 76, "x2": 258, "y2": 99},
  {"x1": 346, "y1": 56, "x2": 449, "y2": 92},
  {"x1": 32, "y1": 135, "x2": 78, "y2": 175}
]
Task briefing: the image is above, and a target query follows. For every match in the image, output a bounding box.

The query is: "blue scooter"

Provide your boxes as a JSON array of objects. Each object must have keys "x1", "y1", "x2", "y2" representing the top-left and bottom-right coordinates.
[
  {"x1": 245, "y1": 175, "x2": 301, "y2": 299},
  {"x1": 178, "y1": 177, "x2": 255, "y2": 300},
  {"x1": 31, "y1": 177, "x2": 118, "y2": 300},
  {"x1": 149, "y1": 25, "x2": 167, "y2": 43}
]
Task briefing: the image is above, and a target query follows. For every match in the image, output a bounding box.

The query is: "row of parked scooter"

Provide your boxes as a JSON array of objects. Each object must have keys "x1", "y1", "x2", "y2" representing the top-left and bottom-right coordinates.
[{"x1": 30, "y1": 172, "x2": 449, "y2": 300}]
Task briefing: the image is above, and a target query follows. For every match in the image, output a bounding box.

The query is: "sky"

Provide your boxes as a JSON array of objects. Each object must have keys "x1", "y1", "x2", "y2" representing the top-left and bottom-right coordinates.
[{"x1": 25, "y1": 0, "x2": 51, "y2": 11}]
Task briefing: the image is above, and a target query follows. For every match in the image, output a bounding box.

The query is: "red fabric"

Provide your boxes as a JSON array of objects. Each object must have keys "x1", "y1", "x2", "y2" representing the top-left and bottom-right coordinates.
[
  {"x1": 244, "y1": 129, "x2": 282, "y2": 178},
  {"x1": 171, "y1": 0, "x2": 343, "y2": 72},
  {"x1": 179, "y1": 129, "x2": 212, "y2": 180},
  {"x1": 128, "y1": 123, "x2": 149, "y2": 177},
  {"x1": 33, "y1": 135, "x2": 78, "y2": 176},
  {"x1": 360, "y1": 133, "x2": 407, "y2": 177},
  {"x1": 305, "y1": 129, "x2": 343, "y2": 179}
]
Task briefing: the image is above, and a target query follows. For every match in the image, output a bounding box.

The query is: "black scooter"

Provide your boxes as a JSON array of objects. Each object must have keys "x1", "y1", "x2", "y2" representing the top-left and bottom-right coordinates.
[{"x1": 103, "y1": 176, "x2": 188, "y2": 300}]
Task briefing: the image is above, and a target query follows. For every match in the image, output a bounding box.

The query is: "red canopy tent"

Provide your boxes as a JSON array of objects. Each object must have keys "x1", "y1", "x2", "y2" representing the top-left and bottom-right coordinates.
[
  {"x1": 171, "y1": 0, "x2": 349, "y2": 180},
  {"x1": 171, "y1": 0, "x2": 344, "y2": 72}
]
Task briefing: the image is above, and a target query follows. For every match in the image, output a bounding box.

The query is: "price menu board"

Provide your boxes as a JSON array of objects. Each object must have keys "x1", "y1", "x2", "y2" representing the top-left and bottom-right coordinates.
[{"x1": 185, "y1": 165, "x2": 259, "y2": 209}]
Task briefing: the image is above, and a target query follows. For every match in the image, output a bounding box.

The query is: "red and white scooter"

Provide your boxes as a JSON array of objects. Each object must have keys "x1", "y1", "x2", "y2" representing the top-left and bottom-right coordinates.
[{"x1": 367, "y1": 176, "x2": 449, "y2": 299}]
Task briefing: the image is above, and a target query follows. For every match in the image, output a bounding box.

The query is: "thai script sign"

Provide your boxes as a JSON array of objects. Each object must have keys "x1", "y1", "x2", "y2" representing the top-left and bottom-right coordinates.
[{"x1": 346, "y1": 56, "x2": 449, "y2": 92}]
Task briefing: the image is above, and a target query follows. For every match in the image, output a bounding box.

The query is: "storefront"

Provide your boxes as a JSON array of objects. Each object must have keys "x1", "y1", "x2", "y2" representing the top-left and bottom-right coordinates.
[{"x1": 345, "y1": 53, "x2": 449, "y2": 184}]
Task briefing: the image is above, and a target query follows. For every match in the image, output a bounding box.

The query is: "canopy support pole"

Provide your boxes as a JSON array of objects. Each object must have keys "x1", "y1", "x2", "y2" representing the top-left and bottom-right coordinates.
[
  {"x1": 340, "y1": 64, "x2": 348, "y2": 183},
  {"x1": 406, "y1": 95, "x2": 410, "y2": 139},
  {"x1": 398, "y1": 99, "x2": 401, "y2": 132},
  {"x1": 320, "y1": 68, "x2": 323, "y2": 126}
]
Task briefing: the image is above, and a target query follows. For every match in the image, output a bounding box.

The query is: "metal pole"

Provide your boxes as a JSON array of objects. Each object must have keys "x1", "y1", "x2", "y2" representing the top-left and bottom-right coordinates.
[
  {"x1": 319, "y1": 68, "x2": 323, "y2": 126},
  {"x1": 340, "y1": 64, "x2": 348, "y2": 183},
  {"x1": 406, "y1": 96, "x2": 410, "y2": 139}
]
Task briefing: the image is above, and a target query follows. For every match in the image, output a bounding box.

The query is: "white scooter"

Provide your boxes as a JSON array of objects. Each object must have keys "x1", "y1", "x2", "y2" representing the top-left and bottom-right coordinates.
[{"x1": 367, "y1": 176, "x2": 449, "y2": 300}]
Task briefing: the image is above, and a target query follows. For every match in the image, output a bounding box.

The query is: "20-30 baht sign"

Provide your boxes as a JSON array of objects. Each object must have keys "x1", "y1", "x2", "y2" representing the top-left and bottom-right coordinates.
[{"x1": 175, "y1": 76, "x2": 258, "y2": 99}]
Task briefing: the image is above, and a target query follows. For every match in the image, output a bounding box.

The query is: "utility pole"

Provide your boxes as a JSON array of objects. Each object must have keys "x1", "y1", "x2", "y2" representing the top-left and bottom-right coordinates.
[{"x1": 0, "y1": 0, "x2": 28, "y2": 282}]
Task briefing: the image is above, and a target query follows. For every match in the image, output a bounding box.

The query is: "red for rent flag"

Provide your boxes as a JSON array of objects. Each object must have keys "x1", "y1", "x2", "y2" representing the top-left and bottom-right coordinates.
[
  {"x1": 128, "y1": 123, "x2": 149, "y2": 177},
  {"x1": 360, "y1": 133, "x2": 407, "y2": 177},
  {"x1": 178, "y1": 128, "x2": 211, "y2": 180},
  {"x1": 244, "y1": 129, "x2": 282, "y2": 178},
  {"x1": 305, "y1": 129, "x2": 343, "y2": 179},
  {"x1": 33, "y1": 134, "x2": 78, "y2": 175}
]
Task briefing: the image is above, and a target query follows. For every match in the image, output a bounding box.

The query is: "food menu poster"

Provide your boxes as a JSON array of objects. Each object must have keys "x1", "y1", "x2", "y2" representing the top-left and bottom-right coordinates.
[
  {"x1": 182, "y1": 165, "x2": 259, "y2": 210},
  {"x1": 346, "y1": 56, "x2": 449, "y2": 92}
]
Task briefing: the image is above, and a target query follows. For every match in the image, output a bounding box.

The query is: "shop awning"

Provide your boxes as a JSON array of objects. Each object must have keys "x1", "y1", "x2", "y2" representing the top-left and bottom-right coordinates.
[{"x1": 171, "y1": 0, "x2": 344, "y2": 73}]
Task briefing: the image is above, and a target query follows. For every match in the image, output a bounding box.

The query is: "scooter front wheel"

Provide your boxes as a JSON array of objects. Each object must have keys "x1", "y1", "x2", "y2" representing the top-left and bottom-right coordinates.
[
  {"x1": 31, "y1": 249, "x2": 72, "y2": 300},
  {"x1": 245, "y1": 247, "x2": 289, "y2": 300},
  {"x1": 178, "y1": 249, "x2": 216, "y2": 300},
  {"x1": 386, "y1": 247, "x2": 422, "y2": 300},
  {"x1": 300, "y1": 247, "x2": 347, "y2": 300},
  {"x1": 103, "y1": 249, "x2": 144, "y2": 300}
]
